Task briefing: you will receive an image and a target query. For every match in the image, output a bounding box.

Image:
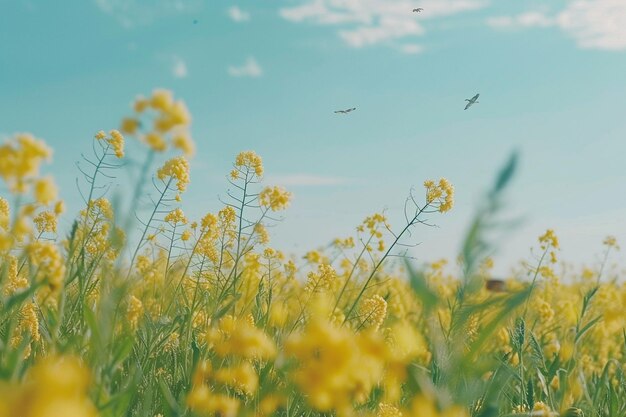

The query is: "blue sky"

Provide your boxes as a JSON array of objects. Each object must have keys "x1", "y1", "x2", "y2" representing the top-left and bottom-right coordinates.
[{"x1": 1, "y1": 0, "x2": 625, "y2": 275}]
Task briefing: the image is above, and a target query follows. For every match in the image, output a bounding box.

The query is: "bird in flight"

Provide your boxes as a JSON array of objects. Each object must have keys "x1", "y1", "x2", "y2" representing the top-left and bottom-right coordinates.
[
  {"x1": 412, "y1": 8, "x2": 424, "y2": 12},
  {"x1": 334, "y1": 107, "x2": 357, "y2": 114},
  {"x1": 464, "y1": 93, "x2": 480, "y2": 110}
]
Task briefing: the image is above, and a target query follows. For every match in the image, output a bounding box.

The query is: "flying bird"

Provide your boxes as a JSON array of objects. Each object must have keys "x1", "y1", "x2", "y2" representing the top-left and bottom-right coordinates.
[
  {"x1": 412, "y1": 8, "x2": 424, "y2": 12},
  {"x1": 334, "y1": 107, "x2": 357, "y2": 114},
  {"x1": 464, "y1": 93, "x2": 480, "y2": 110}
]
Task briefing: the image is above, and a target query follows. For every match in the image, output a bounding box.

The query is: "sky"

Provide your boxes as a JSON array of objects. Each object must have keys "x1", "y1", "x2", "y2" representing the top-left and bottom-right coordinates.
[{"x1": 1, "y1": 0, "x2": 625, "y2": 276}]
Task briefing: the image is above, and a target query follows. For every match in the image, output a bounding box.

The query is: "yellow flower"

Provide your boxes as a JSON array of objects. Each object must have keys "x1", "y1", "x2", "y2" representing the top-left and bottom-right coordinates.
[
  {"x1": 108, "y1": 130, "x2": 125, "y2": 158},
  {"x1": 285, "y1": 318, "x2": 387, "y2": 414},
  {"x1": 172, "y1": 132, "x2": 195, "y2": 157},
  {"x1": 134, "y1": 95, "x2": 149, "y2": 112},
  {"x1": 54, "y1": 200, "x2": 65, "y2": 215},
  {"x1": 120, "y1": 117, "x2": 140, "y2": 135},
  {"x1": 127, "y1": 295, "x2": 143, "y2": 330},
  {"x1": 164, "y1": 208, "x2": 188, "y2": 225},
  {"x1": 359, "y1": 294, "x2": 388, "y2": 330},
  {"x1": 34, "y1": 177, "x2": 58, "y2": 205},
  {"x1": 214, "y1": 362, "x2": 259, "y2": 396},
  {"x1": 539, "y1": 229, "x2": 559, "y2": 250},
  {"x1": 234, "y1": 151, "x2": 264, "y2": 177},
  {"x1": 163, "y1": 332, "x2": 180, "y2": 353},
  {"x1": 0, "y1": 133, "x2": 51, "y2": 193},
  {"x1": 181, "y1": 229, "x2": 192, "y2": 241},
  {"x1": 378, "y1": 403, "x2": 403, "y2": 417},
  {"x1": 603, "y1": 235, "x2": 619, "y2": 250},
  {"x1": 27, "y1": 241, "x2": 65, "y2": 291},
  {"x1": 0, "y1": 197, "x2": 9, "y2": 229},
  {"x1": 157, "y1": 157, "x2": 190, "y2": 193},
  {"x1": 210, "y1": 316, "x2": 276, "y2": 360},
  {"x1": 33, "y1": 211, "x2": 57, "y2": 233},
  {"x1": 254, "y1": 223, "x2": 270, "y2": 244},
  {"x1": 150, "y1": 89, "x2": 174, "y2": 112},
  {"x1": 259, "y1": 186, "x2": 292, "y2": 211},
  {"x1": 145, "y1": 132, "x2": 167, "y2": 152},
  {"x1": 304, "y1": 264, "x2": 338, "y2": 293},
  {"x1": 0, "y1": 356, "x2": 98, "y2": 417},
  {"x1": 424, "y1": 178, "x2": 454, "y2": 213}
]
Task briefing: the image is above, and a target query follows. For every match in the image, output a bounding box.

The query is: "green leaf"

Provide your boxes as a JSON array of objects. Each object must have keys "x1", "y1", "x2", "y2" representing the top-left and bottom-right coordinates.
[{"x1": 492, "y1": 151, "x2": 519, "y2": 196}]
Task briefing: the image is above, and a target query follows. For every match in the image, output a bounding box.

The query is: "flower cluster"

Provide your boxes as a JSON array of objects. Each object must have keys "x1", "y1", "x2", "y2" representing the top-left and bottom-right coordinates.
[
  {"x1": 122, "y1": 89, "x2": 195, "y2": 156},
  {"x1": 1, "y1": 91, "x2": 624, "y2": 417},
  {"x1": 424, "y1": 178, "x2": 455, "y2": 213},
  {"x1": 259, "y1": 186, "x2": 292, "y2": 211},
  {"x1": 95, "y1": 129, "x2": 125, "y2": 158}
]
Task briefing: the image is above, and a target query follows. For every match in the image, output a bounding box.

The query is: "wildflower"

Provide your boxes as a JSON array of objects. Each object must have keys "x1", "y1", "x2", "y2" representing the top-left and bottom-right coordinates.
[
  {"x1": 220, "y1": 206, "x2": 237, "y2": 225},
  {"x1": 201, "y1": 212, "x2": 218, "y2": 232},
  {"x1": 0, "y1": 197, "x2": 10, "y2": 229},
  {"x1": 532, "y1": 401, "x2": 551, "y2": 417},
  {"x1": 304, "y1": 264, "x2": 338, "y2": 293},
  {"x1": 285, "y1": 318, "x2": 387, "y2": 415},
  {"x1": 54, "y1": 200, "x2": 65, "y2": 215},
  {"x1": 163, "y1": 332, "x2": 180, "y2": 353},
  {"x1": 234, "y1": 151, "x2": 264, "y2": 177},
  {"x1": 181, "y1": 229, "x2": 192, "y2": 241},
  {"x1": 254, "y1": 223, "x2": 270, "y2": 244},
  {"x1": 378, "y1": 403, "x2": 403, "y2": 417},
  {"x1": 127, "y1": 295, "x2": 143, "y2": 330},
  {"x1": 0, "y1": 356, "x2": 98, "y2": 417},
  {"x1": 157, "y1": 156, "x2": 190, "y2": 193},
  {"x1": 150, "y1": 89, "x2": 174, "y2": 112},
  {"x1": 424, "y1": 178, "x2": 454, "y2": 213},
  {"x1": 134, "y1": 95, "x2": 149, "y2": 112},
  {"x1": 109, "y1": 129, "x2": 125, "y2": 158},
  {"x1": 172, "y1": 132, "x2": 195, "y2": 157},
  {"x1": 120, "y1": 117, "x2": 140, "y2": 135},
  {"x1": 536, "y1": 298, "x2": 555, "y2": 323},
  {"x1": 33, "y1": 176, "x2": 58, "y2": 205},
  {"x1": 210, "y1": 316, "x2": 276, "y2": 360},
  {"x1": 259, "y1": 395, "x2": 286, "y2": 416},
  {"x1": 259, "y1": 186, "x2": 292, "y2": 211},
  {"x1": 359, "y1": 295, "x2": 388, "y2": 330},
  {"x1": 33, "y1": 211, "x2": 57, "y2": 233},
  {"x1": 214, "y1": 362, "x2": 259, "y2": 396},
  {"x1": 550, "y1": 375, "x2": 560, "y2": 390},
  {"x1": 26, "y1": 241, "x2": 65, "y2": 291},
  {"x1": 164, "y1": 208, "x2": 188, "y2": 225},
  {"x1": 603, "y1": 235, "x2": 619, "y2": 250},
  {"x1": 538, "y1": 229, "x2": 559, "y2": 250},
  {"x1": 0, "y1": 133, "x2": 51, "y2": 193},
  {"x1": 145, "y1": 132, "x2": 167, "y2": 152},
  {"x1": 187, "y1": 388, "x2": 239, "y2": 417},
  {"x1": 3, "y1": 256, "x2": 27, "y2": 296}
]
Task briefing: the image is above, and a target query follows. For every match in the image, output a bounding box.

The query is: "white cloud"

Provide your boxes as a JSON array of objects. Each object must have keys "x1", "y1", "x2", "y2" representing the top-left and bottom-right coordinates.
[
  {"x1": 172, "y1": 56, "x2": 188, "y2": 79},
  {"x1": 557, "y1": 0, "x2": 626, "y2": 50},
  {"x1": 265, "y1": 174, "x2": 351, "y2": 187},
  {"x1": 228, "y1": 57, "x2": 263, "y2": 78},
  {"x1": 486, "y1": 11, "x2": 554, "y2": 29},
  {"x1": 280, "y1": 0, "x2": 487, "y2": 50},
  {"x1": 397, "y1": 43, "x2": 424, "y2": 54},
  {"x1": 94, "y1": 0, "x2": 201, "y2": 27},
  {"x1": 228, "y1": 6, "x2": 250, "y2": 22},
  {"x1": 487, "y1": 0, "x2": 626, "y2": 50}
]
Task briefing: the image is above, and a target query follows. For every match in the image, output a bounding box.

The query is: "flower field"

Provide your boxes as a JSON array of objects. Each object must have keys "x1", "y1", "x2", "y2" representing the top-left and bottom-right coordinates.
[{"x1": 0, "y1": 90, "x2": 623, "y2": 417}]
